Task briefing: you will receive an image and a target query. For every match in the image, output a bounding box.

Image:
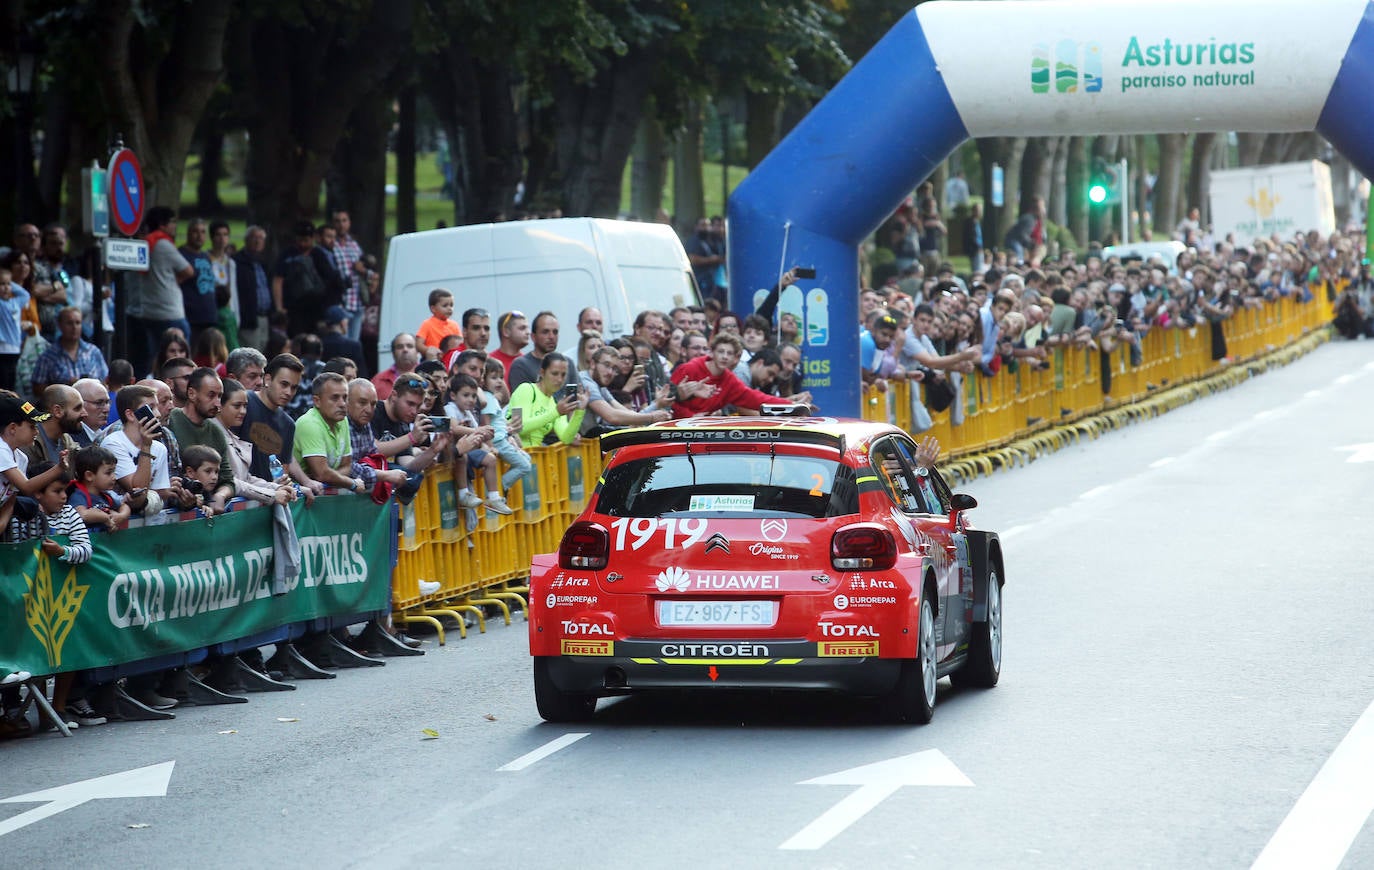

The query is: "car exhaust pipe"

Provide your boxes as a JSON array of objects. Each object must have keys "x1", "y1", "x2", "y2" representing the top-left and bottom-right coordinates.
[{"x1": 604, "y1": 667, "x2": 628, "y2": 689}]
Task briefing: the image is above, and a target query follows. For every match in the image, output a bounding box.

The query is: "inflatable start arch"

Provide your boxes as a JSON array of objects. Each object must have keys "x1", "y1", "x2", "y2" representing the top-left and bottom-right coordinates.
[{"x1": 728, "y1": 0, "x2": 1374, "y2": 417}]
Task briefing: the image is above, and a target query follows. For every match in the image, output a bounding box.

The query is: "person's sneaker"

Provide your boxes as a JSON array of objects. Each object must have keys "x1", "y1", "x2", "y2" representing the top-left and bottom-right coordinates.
[
  {"x1": 418, "y1": 579, "x2": 441, "y2": 596},
  {"x1": 65, "y1": 698, "x2": 107, "y2": 726},
  {"x1": 131, "y1": 688, "x2": 178, "y2": 710},
  {"x1": 1, "y1": 670, "x2": 30, "y2": 686},
  {"x1": 457, "y1": 491, "x2": 484, "y2": 509},
  {"x1": 38, "y1": 712, "x2": 78, "y2": 732},
  {"x1": 483, "y1": 495, "x2": 514, "y2": 515}
]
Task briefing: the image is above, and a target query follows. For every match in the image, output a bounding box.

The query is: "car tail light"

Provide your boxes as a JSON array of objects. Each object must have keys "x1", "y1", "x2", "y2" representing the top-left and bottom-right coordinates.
[
  {"x1": 559, "y1": 521, "x2": 609, "y2": 570},
  {"x1": 831, "y1": 524, "x2": 897, "y2": 571}
]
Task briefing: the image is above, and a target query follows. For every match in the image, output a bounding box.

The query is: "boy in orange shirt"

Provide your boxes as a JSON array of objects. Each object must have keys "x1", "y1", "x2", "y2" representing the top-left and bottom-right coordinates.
[{"x1": 416, "y1": 289, "x2": 461, "y2": 357}]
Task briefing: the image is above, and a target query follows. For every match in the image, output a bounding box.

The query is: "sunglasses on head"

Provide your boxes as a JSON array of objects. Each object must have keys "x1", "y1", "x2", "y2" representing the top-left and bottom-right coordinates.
[
  {"x1": 398, "y1": 376, "x2": 428, "y2": 389},
  {"x1": 499, "y1": 311, "x2": 526, "y2": 331}
]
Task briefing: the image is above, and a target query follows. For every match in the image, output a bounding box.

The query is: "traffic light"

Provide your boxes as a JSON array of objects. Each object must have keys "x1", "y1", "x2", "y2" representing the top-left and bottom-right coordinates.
[{"x1": 1088, "y1": 158, "x2": 1121, "y2": 206}]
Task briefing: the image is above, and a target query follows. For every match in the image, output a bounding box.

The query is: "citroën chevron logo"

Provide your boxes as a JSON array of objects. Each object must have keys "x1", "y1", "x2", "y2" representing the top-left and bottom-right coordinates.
[{"x1": 1032, "y1": 39, "x2": 1103, "y2": 95}]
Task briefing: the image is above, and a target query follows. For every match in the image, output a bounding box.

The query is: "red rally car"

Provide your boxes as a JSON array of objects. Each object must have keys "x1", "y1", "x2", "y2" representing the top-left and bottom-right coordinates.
[{"x1": 528, "y1": 417, "x2": 1005, "y2": 723}]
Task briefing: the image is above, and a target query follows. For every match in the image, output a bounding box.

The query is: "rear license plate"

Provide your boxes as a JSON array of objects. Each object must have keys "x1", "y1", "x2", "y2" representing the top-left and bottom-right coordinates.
[{"x1": 656, "y1": 600, "x2": 778, "y2": 627}]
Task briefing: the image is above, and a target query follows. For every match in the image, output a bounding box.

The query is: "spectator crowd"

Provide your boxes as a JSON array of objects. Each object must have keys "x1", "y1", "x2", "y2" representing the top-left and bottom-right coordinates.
[{"x1": 0, "y1": 181, "x2": 1357, "y2": 737}]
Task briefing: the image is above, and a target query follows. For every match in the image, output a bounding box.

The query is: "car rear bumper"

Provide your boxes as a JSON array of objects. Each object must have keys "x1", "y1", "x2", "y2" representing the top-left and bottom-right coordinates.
[{"x1": 539, "y1": 638, "x2": 902, "y2": 695}]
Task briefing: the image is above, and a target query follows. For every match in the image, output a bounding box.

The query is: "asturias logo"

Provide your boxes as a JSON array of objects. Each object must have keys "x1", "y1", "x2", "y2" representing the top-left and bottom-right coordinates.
[
  {"x1": 656, "y1": 566, "x2": 691, "y2": 593},
  {"x1": 1032, "y1": 39, "x2": 1103, "y2": 95}
]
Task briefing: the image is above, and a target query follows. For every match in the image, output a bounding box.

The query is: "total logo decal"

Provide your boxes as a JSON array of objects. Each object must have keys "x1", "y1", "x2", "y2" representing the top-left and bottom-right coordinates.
[
  {"x1": 561, "y1": 620, "x2": 611, "y2": 636},
  {"x1": 832, "y1": 593, "x2": 897, "y2": 610},
  {"x1": 545, "y1": 593, "x2": 600, "y2": 608},
  {"x1": 817, "y1": 621, "x2": 877, "y2": 637},
  {"x1": 656, "y1": 566, "x2": 781, "y2": 592}
]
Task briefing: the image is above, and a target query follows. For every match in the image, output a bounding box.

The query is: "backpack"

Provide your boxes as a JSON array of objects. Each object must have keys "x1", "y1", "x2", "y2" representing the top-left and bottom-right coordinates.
[{"x1": 283, "y1": 252, "x2": 325, "y2": 307}]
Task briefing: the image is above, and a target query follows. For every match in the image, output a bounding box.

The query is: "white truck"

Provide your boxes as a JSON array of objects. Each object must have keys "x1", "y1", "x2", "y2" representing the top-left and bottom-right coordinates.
[
  {"x1": 1208, "y1": 160, "x2": 1336, "y2": 246},
  {"x1": 377, "y1": 218, "x2": 700, "y2": 369}
]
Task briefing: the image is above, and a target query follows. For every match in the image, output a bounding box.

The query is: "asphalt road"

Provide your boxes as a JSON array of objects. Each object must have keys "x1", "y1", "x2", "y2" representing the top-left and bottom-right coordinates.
[{"x1": 4, "y1": 339, "x2": 1374, "y2": 869}]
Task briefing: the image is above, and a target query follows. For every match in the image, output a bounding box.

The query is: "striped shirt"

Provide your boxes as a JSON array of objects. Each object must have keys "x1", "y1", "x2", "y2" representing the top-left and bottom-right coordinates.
[{"x1": 6, "y1": 503, "x2": 93, "y2": 564}]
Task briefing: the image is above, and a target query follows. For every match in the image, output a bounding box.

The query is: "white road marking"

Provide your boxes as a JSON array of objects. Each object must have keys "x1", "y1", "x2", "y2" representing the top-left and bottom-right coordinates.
[
  {"x1": 1252, "y1": 697, "x2": 1374, "y2": 870},
  {"x1": 1149, "y1": 457, "x2": 1176, "y2": 468},
  {"x1": 780, "y1": 749, "x2": 972, "y2": 850},
  {"x1": 1206, "y1": 430, "x2": 1232, "y2": 442},
  {"x1": 1078, "y1": 486, "x2": 1111, "y2": 500},
  {"x1": 1305, "y1": 390, "x2": 1323, "y2": 399},
  {"x1": 0, "y1": 761, "x2": 175, "y2": 838},
  {"x1": 1335, "y1": 443, "x2": 1374, "y2": 464},
  {"x1": 1335, "y1": 373, "x2": 1357, "y2": 385},
  {"x1": 998, "y1": 524, "x2": 1033, "y2": 541},
  {"x1": 497, "y1": 733, "x2": 590, "y2": 771}
]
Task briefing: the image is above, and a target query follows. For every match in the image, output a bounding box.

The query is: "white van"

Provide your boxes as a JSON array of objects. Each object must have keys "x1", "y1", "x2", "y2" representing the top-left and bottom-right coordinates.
[{"x1": 377, "y1": 218, "x2": 700, "y2": 369}]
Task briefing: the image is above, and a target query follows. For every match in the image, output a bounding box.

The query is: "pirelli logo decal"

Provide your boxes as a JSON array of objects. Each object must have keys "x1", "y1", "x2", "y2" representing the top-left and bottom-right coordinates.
[
  {"x1": 818, "y1": 641, "x2": 878, "y2": 657},
  {"x1": 561, "y1": 639, "x2": 614, "y2": 656}
]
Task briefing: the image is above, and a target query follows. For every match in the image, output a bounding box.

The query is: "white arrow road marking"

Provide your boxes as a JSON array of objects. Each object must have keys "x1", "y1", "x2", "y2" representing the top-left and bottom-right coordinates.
[
  {"x1": 780, "y1": 749, "x2": 972, "y2": 850},
  {"x1": 497, "y1": 733, "x2": 589, "y2": 771},
  {"x1": 1334, "y1": 443, "x2": 1374, "y2": 464},
  {"x1": 1252, "y1": 697, "x2": 1374, "y2": 870},
  {"x1": 0, "y1": 761, "x2": 175, "y2": 838}
]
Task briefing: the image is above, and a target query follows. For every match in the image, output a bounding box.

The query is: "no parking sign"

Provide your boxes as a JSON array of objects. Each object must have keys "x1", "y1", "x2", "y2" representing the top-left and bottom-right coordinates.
[{"x1": 107, "y1": 148, "x2": 145, "y2": 237}]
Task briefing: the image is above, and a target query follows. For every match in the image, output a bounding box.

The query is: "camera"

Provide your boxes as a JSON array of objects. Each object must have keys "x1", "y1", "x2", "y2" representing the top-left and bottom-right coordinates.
[
  {"x1": 427, "y1": 415, "x2": 449, "y2": 431},
  {"x1": 183, "y1": 479, "x2": 204, "y2": 496}
]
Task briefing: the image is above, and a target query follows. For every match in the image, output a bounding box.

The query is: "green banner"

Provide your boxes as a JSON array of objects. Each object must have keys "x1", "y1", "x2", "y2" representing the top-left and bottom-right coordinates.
[{"x1": 0, "y1": 495, "x2": 393, "y2": 676}]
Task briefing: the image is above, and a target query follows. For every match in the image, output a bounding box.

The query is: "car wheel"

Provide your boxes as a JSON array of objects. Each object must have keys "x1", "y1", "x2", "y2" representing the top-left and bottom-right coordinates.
[
  {"x1": 953, "y1": 567, "x2": 1001, "y2": 689},
  {"x1": 533, "y1": 658, "x2": 597, "y2": 723},
  {"x1": 889, "y1": 597, "x2": 937, "y2": 724}
]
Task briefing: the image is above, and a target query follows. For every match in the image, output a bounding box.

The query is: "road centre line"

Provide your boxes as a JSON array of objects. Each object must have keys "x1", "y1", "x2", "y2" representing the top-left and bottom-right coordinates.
[
  {"x1": 1251, "y1": 695, "x2": 1374, "y2": 870},
  {"x1": 1149, "y1": 457, "x2": 1176, "y2": 468},
  {"x1": 497, "y1": 733, "x2": 590, "y2": 771}
]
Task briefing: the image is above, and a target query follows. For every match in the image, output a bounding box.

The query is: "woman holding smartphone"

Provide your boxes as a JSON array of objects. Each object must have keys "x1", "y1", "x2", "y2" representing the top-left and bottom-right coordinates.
[{"x1": 507, "y1": 352, "x2": 587, "y2": 447}]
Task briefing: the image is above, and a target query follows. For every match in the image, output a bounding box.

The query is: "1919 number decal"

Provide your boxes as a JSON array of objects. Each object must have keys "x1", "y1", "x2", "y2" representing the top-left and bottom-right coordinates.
[{"x1": 610, "y1": 517, "x2": 709, "y2": 550}]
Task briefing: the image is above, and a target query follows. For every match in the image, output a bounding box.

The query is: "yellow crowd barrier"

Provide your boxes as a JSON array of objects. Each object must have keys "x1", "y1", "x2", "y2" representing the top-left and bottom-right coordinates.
[
  {"x1": 864, "y1": 286, "x2": 1337, "y2": 461},
  {"x1": 391, "y1": 287, "x2": 1335, "y2": 639}
]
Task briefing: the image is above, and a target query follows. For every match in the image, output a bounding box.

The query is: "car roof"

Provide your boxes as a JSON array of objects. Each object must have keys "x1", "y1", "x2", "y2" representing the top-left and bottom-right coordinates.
[{"x1": 598, "y1": 417, "x2": 902, "y2": 463}]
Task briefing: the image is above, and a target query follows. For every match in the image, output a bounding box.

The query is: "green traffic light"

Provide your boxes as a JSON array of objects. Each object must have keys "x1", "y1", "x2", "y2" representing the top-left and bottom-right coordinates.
[{"x1": 1088, "y1": 184, "x2": 1108, "y2": 204}]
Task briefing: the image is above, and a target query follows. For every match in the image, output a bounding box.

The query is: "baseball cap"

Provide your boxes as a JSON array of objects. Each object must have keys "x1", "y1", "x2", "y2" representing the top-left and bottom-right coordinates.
[
  {"x1": 0, "y1": 395, "x2": 49, "y2": 427},
  {"x1": 324, "y1": 305, "x2": 350, "y2": 325}
]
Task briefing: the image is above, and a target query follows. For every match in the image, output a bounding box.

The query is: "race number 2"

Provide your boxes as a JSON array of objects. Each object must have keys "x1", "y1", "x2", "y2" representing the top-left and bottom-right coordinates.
[{"x1": 610, "y1": 517, "x2": 709, "y2": 551}]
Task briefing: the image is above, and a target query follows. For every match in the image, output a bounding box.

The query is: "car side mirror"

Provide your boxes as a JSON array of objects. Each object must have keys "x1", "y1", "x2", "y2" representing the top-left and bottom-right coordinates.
[{"x1": 950, "y1": 493, "x2": 977, "y2": 511}]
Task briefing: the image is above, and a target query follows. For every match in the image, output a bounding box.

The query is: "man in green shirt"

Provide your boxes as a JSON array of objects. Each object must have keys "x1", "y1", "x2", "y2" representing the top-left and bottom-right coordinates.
[
  {"x1": 166, "y1": 368, "x2": 235, "y2": 513},
  {"x1": 293, "y1": 371, "x2": 367, "y2": 494}
]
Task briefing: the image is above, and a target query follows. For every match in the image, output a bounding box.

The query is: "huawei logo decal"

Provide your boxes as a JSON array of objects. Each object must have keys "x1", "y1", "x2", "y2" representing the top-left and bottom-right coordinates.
[
  {"x1": 655, "y1": 566, "x2": 691, "y2": 592},
  {"x1": 703, "y1": 533, "x2": 731, "y2": 555}
]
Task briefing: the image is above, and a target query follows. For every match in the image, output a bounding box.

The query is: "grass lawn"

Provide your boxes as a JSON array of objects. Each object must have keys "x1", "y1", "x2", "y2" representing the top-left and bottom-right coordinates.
[{"x1": 180, "y1": 152, "x2": 748, "y2": 248}]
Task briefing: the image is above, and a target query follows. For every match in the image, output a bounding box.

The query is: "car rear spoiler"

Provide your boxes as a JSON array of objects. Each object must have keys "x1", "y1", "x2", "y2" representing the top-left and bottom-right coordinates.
[{"x1": 599, "y1": 426, "x2": 845, "y2": 455}]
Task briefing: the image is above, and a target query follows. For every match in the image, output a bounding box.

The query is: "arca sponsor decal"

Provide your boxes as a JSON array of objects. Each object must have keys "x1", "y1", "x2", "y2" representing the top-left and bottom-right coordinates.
[
  {"x1": 660, "y1": 643, "x2": 770, "y2": 657},
  {"x1": 818, "y1": 640, "x2": 878, "y2": 657},
  {"x1": 818, "y1": 621, "x2": 877, "y2": 637},
  {"x1": 561, "y1": 639, "x2": 613, "y2": 656},
  {"x1": 549, "y1": 572, "x2": 592, "y2": 589},
  {"x1": 561, "y1": 621, "x2": 611, "y2": 636},
  {"x1": 611, "y1": 517, "x2": 709, "y2": 551}
]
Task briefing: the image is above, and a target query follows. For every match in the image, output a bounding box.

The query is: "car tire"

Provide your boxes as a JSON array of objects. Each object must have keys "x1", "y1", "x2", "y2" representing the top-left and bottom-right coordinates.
[
  {"x1": 888, "y1": 596, "x2": 937, "y2": 724},
  {"x1": 953, "y1": 568, "x2": 1001, "y2": 689},
  {"x1": 533, "y1": 657, "x2": 597, "y2": 722}
]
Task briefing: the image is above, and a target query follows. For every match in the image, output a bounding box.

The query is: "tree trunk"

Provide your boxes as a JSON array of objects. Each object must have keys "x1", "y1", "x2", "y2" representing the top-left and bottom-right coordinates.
[
  {"x1": 326, "y1": 87, "x2": 392, "y2": 257},
  {"x1": 94, "y1": 0, "x2": 231, "y2": 208},
  {"x1": 1237, "y1": 133, "x2": 1268, "y2": 167},
  {"x1": 1090, "y1": 136, "x2": 1120, "y2": 244},
  {"x1": 523, "y1": 100, "x2": 559, "y2": 217},
  {"x1": 34, "y1": 73, "x2": 72, "y2": 225},
  {"x1": 395, "y1": 84, "x2": 417, "y2": 234},
  {"x1": 630, "y1": 115, "x2": 668, "y2": 222},
  {"x1": 1049, "y1": 136, "x2": 1070, "y2": 229},
  {"x1": 998, "y1": 137, "x2": 1028, "y2": 242},
  {"x1": 553, "y1": 47, "x2": 656, "y2": 217},
  {"x1": 1132, "y1": 135, "x2": 1150, "y2": 240},
  {"x1": 1280, "y1": 132, "x2": 1319, "y2": 164},
  {"x1": 673, "y1": 100, "x2": 706, "y2": 235},
  {"x1": 1153, "y1": 133, "x2": 1185, "y2": 238},
  {"x1": 1065, "y1": 136, "x2": 1088, "y2": 246},
  {"x1": 1258, "y1": 133, "x2": 1291, "y2": 166},
  {"x1": 974, "y1": 137, "x2": 1004, "y2": 250},
  {"x1": 196, "y1": 113, "x2": 225, "y2": 214},
  {"x1": 236, "y1": 1, "x2": 412, "y2": 253},
  {"x1": 745, "y1": 90, "x2": 781, "y2": 169},
  {"x1": 1187, "y1": 132, "x2": 1218, "y2": 228}
]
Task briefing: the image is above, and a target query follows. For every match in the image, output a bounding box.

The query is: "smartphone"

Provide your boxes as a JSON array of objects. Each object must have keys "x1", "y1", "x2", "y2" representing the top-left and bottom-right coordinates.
[
  {"x1": 134, "y1": 404, "x2": 157, "y2": 425},
  {"x1": 508, "y1": 407, "x2": 523, "y2": 429},
  {"x1": 632, "y1": 364, "x2": 646, "y2": 378},
  {"x1": 558, "y1": 384, "x2": 579, "y2": 401},
  {"x1": 794, "y1": 267, "x2": 817, "y2": 279},
  {"x1": 428, "y1": 415, "x2": 449, "y2": 431}
]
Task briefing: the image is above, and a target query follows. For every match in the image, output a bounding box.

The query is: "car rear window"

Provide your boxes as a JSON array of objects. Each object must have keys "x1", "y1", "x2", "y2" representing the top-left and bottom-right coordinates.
[{"x1": 597, "y1": 452, "x2": 858, "y2": 518}]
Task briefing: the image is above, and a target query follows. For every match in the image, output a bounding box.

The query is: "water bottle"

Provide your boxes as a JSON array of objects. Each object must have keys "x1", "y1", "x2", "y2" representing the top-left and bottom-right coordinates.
[{"x1": 268, "y1": 455, "x2": 285, "y2": 482}]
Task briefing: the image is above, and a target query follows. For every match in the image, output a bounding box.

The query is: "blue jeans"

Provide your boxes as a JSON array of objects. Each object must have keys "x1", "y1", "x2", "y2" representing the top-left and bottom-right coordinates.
[{"x1": 346, "y1": 306, "x2": 365, "y2": 342}]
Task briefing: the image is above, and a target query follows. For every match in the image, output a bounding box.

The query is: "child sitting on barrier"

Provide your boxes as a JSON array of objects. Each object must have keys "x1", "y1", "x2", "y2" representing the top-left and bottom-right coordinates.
[
  {"x1": 180, "y1": 444, "x2": 223, "y2": 516},
  {"x1": 5, "y1": 459, "x2": 100, "y2": 730},
  {"x1": 0, "y1": 391, "x2": 69, "y2": 531},
  {"x1": 68, "y1": 444, "x2": 131, "y2": 533},
  {"x1": 444, "y1": 373, "x2": 512, "y2": 514},
  {"x1": 480, "y1": 357, "x2": 532, "y2": 492}
]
